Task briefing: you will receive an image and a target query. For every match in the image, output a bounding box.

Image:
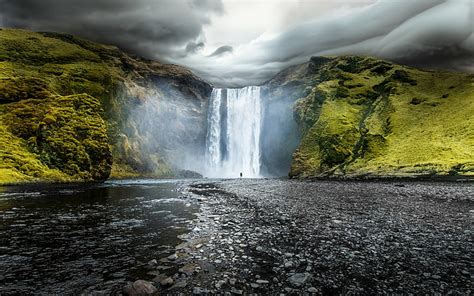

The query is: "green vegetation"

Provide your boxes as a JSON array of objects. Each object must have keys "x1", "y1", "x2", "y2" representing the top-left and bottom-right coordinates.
[
  {"x1": 1, "y1": 28, "x2": 472, "y2": 183},
  {"x1": 0, "y1": 28, "x2": 204, "y2": 184},
  {"x1": 289, "y1": 56, "x2": 474, "y2": 178}
]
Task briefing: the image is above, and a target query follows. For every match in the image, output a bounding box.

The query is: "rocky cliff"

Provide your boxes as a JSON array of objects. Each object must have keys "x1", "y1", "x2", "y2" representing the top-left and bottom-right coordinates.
[
  {"x1": 270, "y1": 56, "x2": 474, "y2": 178},
  {"x1": 0, "y1": 28, "x2": 211, "y2": 184},
  {"x1": 1, "y1": 28, "x2": 472, "y2": 184}
]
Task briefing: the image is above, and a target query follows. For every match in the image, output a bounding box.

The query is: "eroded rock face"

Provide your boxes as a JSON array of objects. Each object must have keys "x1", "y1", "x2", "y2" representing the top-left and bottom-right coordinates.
[{"x1": 0, "y1": 28, "x2": 211, "y2": 184}]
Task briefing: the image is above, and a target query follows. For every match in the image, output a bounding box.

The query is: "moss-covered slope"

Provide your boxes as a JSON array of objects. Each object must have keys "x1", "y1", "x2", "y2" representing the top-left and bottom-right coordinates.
[
  {"x1": 287, "y1": 56, "x2": 474, "y2": 178},
  {"x1": 0, "y1": 28, "x2": 210, "y2": 184}
]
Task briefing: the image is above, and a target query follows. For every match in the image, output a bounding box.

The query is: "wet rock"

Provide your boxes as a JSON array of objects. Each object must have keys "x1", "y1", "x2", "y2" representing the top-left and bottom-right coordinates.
[
  {"x1": 167, "y1": 253, "x2": 178, "y2": 261},
  {"x1": 215, "y1": 280, "x2": 226, "y2": 289},
  {"x1": 193, "y1": 287, "x2": 206, "y2": 294},
  {"x1": 288, "y1": 273, "x2": 311, "y2": 287},
  {"x1": 171, "y1": 280, "x2": 187, "y2": 289},
  {"x1": 160, "y1": 277, "x2": 174, "y2": 287},
  {"x1": 179, "y1": 263, "x2": 197, "y2": 275},
  {"x1": 284, "y1": 260, "x2": 294, "y2": 268},
  {"x1": 168, "y1": 179, "x2": 473, "y2": 295},
  {"x1": 123, "y1": 280, "x2": 157, "y2": 296},
  {"x1": 308, "y1": 287, "x2": 318, "y2": 293},
  {"x1": 231, "y1": 287, "x2": 243, "y2": 295}
]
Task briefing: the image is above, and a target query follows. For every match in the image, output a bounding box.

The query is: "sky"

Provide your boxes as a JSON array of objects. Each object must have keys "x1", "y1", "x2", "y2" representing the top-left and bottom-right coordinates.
[{"x1": 0, "y1": 0, "x2": 472, "y2": 86}]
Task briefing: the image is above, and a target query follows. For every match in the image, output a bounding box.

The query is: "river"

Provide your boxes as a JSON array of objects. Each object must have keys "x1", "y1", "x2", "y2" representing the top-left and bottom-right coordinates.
[
  {"x1": 0, "y1": 179, "x2": 472, "y2": 295},
  {"x1": 0, "y1": 179, "x2": 199, "y2": 294}
]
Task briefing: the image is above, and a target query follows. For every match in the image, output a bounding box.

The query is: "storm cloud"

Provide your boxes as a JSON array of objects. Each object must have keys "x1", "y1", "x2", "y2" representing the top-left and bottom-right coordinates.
[
  {"x1": 208, "y1": 45, "x2": 233, "y2": 57},
  {"x1": 0, "y1": 0, "x2": 472, "y2": 86},
  {"x1": 188, "y1": 0, "x2": 473, "y2": 86},
  {"x1": 0, "y1": 0, "x2": 223, "y2": 59}
]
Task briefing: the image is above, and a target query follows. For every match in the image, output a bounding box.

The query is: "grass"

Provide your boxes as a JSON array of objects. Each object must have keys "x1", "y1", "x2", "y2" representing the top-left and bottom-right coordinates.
[
  {"x1": 290, "y1": 56, "x2": 474, "y2": 178},
  {"x1": 0, "y1": 28, "x2": 200, "y2": 184},
  {"x1": 0, "y1": 28, "x2": 119, "y2": 184}
]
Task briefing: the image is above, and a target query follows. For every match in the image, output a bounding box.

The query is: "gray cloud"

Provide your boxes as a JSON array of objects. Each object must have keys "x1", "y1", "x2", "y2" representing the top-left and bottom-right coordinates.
[
  {"x1": 208, "y1": 45, "x2": 233, "y2": 57},
  {"x1": 0, "y1": 0, "x2": 223, "y2": 60},
  {"x1": 187, "y1": 0, "x2": 473, "y2": 86},
  {"x1": 216, "y1": 0, "x2": 474, "y2": 84},
  {"x1": 0, "y1": 0, "x2": 472, "y2": 87},
  {"x1": 185, "y1": 41, "x2": 205, "y2": 55}
]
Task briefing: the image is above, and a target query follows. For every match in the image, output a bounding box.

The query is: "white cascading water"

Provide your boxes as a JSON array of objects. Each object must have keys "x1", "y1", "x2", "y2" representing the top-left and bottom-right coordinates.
[{"x1": 205, "y1": 86, "x2": 262, "y2": 178}]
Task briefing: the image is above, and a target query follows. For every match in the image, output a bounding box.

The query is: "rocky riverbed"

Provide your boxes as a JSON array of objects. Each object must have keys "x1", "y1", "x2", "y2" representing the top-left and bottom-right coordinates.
[{"x1": 137, "y1": 179, "x2": 473, "y2": 295}]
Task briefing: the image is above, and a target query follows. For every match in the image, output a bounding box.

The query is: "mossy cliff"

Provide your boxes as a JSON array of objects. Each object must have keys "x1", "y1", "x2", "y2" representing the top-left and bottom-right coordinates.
[
  {"x1": 1, "y1": 28, "x2": 472, "y2": 183},
  {"x1": 0, "y1": 28, "x2": 210, "y2": 184},
  {"x1": 284, "y1": 56, "x2": 474, "y2": 178}
]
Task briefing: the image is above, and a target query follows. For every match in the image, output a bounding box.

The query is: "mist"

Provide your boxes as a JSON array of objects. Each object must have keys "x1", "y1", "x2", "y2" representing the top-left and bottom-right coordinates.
[{"x1": 122, "y1": 78, "x2": 210, "y2": 176}]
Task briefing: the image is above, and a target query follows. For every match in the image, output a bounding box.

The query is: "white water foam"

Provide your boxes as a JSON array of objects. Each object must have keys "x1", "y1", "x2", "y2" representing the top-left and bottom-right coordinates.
[{"x1": 205, "y1": 86, "x2": 262, "y2": 178}]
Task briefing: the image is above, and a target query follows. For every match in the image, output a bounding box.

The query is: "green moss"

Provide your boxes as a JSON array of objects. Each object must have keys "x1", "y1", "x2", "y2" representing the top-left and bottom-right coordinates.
[
  {"x1": 2, "y1": 94, "x2": 112, "y2": 182},
  {"x1": 0, "y1": 28, "x2": 208, "y2": 184},
  {"x1": 0, "y1": 114, "x2": 70, "y2": 185},
  {"x1": 290, "y1": 56, "x2": 474, "y2": 178}
]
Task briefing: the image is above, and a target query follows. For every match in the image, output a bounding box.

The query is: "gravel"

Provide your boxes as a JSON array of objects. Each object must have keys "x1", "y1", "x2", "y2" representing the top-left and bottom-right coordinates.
[{"x1": 150, "y1": 179, "x2": 473, "y2": 295}]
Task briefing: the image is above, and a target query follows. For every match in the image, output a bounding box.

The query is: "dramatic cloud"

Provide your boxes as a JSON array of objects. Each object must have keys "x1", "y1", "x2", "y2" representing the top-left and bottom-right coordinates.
[
  {"x1": 208, "y1": 45, "x2": 233, "y2": 57},
  {"x1": 0, "y1": 0, "x2": 472, "y2": 86},
  {"x1": 185, "y1": 0, "x2": 473, "y2": 86},
  {"x1": 0, "y1": 0, "x2": 223, "y2": 59}
]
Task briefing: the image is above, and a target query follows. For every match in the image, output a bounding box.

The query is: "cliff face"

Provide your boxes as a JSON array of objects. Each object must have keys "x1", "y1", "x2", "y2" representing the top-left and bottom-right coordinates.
[
  {"x1": 279, "y1": 56, "x2": 474, "y2": 178},
  {"x1": 1, "y1": 28, "x2": 472, "y2": 183},
  {"x1": 0, "y1": 28, "x2": 211, "y2": 184}
]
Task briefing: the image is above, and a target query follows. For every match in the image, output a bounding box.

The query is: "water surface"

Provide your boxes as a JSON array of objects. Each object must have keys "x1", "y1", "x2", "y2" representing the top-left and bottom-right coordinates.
[{"x1": 0, "y1": 179, "x2": 198, "y2": 295}]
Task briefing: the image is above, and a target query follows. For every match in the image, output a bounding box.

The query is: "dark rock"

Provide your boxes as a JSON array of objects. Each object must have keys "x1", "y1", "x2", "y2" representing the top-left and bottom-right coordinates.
[
  {"x1": 123, "y1": 280, "x2": 157, "y2": 296},
  {"x1": 160, "y1": 277, "x2": 174, "y2": 287},
  {"x1": 288, "y1": 273, "x2": 311, "y2": 287}
]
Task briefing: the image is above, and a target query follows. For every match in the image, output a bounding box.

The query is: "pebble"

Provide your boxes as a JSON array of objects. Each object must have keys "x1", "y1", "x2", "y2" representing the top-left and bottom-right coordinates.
[
  {"x1": 167, "y1": 253, "x2": 178, "y2": 261},
  {"x1": 123, "y1": 280, "x2": 157, "y2": 296},
  {"x1": 193, "y1": 287, "x2": 206, "y2": 294},
  {"x1": 231, "y1": 287, "x2": 243, "y2": 295},
  {"x1": 288, "y1": 273, "x2": 311, "y2": 287},
  {"x1": 160, "y1": 277, "x2": 174, "y2": 287},
  {"x1": 157, "y1": 180, "x2": 473, "y2": 295}
]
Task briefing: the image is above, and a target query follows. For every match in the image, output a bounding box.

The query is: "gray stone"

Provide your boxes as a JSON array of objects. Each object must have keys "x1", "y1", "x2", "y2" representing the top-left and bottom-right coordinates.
[
  {"x1": 123, "y1": 280, "x2": 157, "y2": 296},
  {"x1": 231, "y1": 287, "x2": 243, "y2": 295},
  {"x1": 167, "y1": 253, "x2": 178, "y2": 261},
  {"x1": 171, "y1": 280, "x2": 187, "y2": 289},
  {"x1": 288, "y1": 273, "x2": 311, "y2": 287},
  {"x1": 193, "y1": 287, "x2": 205, "y2": 294},
  {"x1": 284, "y1": 260, "x2": 294, "y2": 268},
  {"x1": 179, "y1": 263, "x2": 197, "y2": 275},
  {"x1": 160, "y1": 277, "x2": 174, "y2": 287},
  {"x1": 215, "y1": 280, "x2": 226, "y2": 289},
  {"x1": 308, "y1": 287, "x2": 318, "y2": 293}
]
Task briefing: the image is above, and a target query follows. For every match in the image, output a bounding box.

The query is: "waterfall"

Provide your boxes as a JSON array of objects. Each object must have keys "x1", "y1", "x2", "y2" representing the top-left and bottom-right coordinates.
[
  {"x1": 206, "y1": 88, "x2": 223, "y2": 170},
  {"x1": 205, "y1": 86, "x2": 262, "y2": 178}
]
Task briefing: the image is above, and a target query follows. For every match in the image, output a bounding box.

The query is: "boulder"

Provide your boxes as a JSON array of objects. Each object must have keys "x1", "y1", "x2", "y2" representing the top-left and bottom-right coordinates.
[{"x1": 123, "y1": 280, "x2": 157, "y2": 296}]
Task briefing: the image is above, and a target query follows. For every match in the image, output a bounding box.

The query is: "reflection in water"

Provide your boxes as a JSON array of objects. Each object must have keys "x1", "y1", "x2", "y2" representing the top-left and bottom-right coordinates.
[{"x1": 0, "y1": 180, "x2": 198, "y2": 294}]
